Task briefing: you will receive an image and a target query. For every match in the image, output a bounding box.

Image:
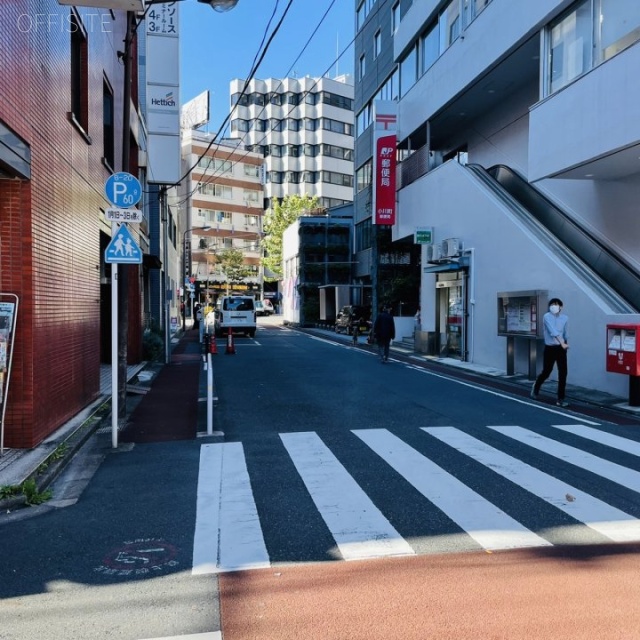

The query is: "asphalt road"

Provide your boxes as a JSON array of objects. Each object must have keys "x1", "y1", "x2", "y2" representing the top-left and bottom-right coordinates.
[{"x1": 2, "y1": 318, "x2": 640, "y2": 639}]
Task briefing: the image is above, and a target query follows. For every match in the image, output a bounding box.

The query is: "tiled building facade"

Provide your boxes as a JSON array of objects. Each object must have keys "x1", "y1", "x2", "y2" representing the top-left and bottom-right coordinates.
[{"x1": 0, "y1": 2, "x2": 142, "y2": 447}]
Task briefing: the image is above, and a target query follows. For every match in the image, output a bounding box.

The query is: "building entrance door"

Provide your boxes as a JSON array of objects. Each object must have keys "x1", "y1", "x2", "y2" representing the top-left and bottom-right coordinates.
[{"x1": 436, "y1": 276, "x2": 465, "y2": 359}]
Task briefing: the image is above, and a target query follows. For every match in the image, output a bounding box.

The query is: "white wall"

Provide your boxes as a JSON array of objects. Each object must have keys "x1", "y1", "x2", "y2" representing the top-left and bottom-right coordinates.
[{"x1": 398, "y1": 159, "x2": 639, "y2": 397}]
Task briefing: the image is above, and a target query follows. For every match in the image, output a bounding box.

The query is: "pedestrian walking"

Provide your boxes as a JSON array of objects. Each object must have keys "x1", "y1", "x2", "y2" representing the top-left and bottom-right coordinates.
[
  {"x1": 531, "y1": 298, "x2": 570, "y2": 406},
  {"x1": 372, "y1": 305, "x2": 395, "y2": 363},
  {"x1": 352, "y1": 318, "x2": 364, "y2": 346}
]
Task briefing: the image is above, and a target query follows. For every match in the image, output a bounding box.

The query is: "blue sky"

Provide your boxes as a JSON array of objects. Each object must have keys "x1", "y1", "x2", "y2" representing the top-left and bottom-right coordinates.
[{"x1": 180, "y1": 0, "x2": 355, "y2": 135}]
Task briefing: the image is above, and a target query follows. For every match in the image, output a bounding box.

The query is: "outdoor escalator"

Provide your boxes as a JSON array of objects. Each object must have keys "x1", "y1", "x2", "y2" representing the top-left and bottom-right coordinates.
[{"x1": 467, "y1": 163, "x2": 640, "y2": 312}]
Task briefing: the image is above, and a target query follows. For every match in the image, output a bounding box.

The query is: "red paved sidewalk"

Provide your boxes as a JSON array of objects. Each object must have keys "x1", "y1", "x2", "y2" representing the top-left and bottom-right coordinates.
[{"x1": 121, "y1": 330, "x2": 202, "y2": 443}]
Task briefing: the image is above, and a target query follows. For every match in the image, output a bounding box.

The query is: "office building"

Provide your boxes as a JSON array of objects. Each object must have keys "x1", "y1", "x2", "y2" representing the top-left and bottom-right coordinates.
[
  {"x1": 355, "y1": 0, "x2": 640, "y2": 397},
  {"x1": 228, "y1": 75, "x2": 355, "y2": 211}
]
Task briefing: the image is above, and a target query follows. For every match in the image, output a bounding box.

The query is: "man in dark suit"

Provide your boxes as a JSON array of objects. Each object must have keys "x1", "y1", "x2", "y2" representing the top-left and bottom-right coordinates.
[{"x1": 372, "y1": 305, "x2": 395, "y2": 363}]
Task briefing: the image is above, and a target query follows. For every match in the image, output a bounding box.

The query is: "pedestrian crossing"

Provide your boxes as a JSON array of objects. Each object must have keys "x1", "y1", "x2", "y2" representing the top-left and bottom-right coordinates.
[{"x1": 192, "y1": 424, "x2": 640, "y2": 574}]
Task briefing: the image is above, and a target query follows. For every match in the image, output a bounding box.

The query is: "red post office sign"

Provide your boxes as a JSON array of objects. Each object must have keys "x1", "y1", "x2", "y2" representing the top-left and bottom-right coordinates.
[{"x1": 373, "y1": 133, "x2": 397, "y2": 225}]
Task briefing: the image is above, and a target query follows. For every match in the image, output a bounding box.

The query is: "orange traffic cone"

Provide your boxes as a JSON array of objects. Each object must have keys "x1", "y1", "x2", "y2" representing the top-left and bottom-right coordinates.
[
  {"x1": 209, "y1": 333, "x2": 218, "y2": 355},
  {"x1": 225, "y1": 327, "x2": 236, "y2": 355}
]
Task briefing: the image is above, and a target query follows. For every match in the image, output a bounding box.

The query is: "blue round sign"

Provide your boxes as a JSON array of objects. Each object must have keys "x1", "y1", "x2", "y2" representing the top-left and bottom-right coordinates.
[{"x1": 105, "y1": 172, "x2": 142, "y2": 208}]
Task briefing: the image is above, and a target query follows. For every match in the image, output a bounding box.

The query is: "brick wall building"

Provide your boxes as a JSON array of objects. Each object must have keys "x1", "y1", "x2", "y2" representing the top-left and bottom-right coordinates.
[{"x1": 0, "y1": 2, "x2": 143, "y2": 448}]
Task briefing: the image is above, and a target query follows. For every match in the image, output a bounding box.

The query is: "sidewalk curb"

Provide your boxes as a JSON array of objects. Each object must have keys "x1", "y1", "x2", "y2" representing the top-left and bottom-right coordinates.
[{"x1": 0, "y1": 396, "x2": 113, "y2": 512}]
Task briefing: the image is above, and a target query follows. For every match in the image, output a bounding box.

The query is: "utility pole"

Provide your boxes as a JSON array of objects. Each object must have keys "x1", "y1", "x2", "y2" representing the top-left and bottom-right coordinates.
[{"x1": 118, "y1": 10, "x2": 133, "y2": 421}]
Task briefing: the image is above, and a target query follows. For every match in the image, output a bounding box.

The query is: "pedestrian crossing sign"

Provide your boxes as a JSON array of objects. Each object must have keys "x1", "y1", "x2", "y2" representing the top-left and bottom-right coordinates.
[{"x1": 105, "y1": 224, "x2": 142, "y2": 264}]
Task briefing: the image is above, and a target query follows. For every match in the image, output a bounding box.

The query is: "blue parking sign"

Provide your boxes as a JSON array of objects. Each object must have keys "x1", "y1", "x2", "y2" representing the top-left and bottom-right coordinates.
[{"x1": 105, "y1": 172, "x2": 142, "y2": 208}]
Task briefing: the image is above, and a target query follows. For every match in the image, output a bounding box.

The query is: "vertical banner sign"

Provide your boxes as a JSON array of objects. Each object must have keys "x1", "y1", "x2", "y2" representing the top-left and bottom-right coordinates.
[
  {"x1": 372, "y1": 101, "x2": 398, "y2": 225},
  {"x1": 146, "y1": 2, "x2": 181, "y2": 185}
]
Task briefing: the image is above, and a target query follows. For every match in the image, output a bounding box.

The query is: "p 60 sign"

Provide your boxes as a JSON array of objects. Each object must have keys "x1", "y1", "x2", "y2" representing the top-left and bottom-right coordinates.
[{"x1": 105, "y1": 172, "x2": 142, "y2": 208}]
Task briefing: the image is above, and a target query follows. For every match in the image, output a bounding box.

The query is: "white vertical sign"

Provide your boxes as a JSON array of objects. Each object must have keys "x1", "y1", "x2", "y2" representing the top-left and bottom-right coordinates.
[{"x1": 146, "y1": 2, "x2": 181, "y2": 184}]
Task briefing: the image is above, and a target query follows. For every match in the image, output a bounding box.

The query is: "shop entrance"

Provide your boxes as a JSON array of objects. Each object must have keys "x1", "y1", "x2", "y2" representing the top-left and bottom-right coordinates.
[{"x1": 436, "y1": 274, "x2": 465, "y2": 359}]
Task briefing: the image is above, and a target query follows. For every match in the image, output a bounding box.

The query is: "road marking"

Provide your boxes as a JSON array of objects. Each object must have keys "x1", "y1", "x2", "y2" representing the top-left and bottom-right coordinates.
[
  {"x1": 354, "y1": 428, "x2": 550, "y2": 551},
  {"x1": 550, "y1": 424, "x2": 640, "y2": 455},
  {"x1": 280, "y1": 431, "x2": 414, "y2": 560},
  {"x1": 139, "y1": 633, "x2": 221, "y2": 640},
  {"x1": 192, "y1": 443, "x2": 269, "y2": 574},
  {"x1": 424, "y1": 427, "x2": 640, "y2": 542},
  {"x1": 490, "y1": 426, "x2": 640, "y2": 492}
]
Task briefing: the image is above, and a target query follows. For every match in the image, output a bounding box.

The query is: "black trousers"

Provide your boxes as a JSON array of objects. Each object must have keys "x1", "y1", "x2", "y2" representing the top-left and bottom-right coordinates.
[{"x1": 534, "y1": 345, "x2": 567, "y2": 400}]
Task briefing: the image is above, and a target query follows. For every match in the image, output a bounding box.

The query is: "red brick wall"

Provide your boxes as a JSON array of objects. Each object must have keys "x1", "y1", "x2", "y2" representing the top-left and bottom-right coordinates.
[{"x1": 0, "y1": 2, "x2": 142, "y2": 447}]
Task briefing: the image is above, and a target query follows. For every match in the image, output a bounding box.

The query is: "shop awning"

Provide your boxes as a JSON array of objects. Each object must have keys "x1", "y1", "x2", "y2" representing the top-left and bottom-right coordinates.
[{"x1": 422, "y1": 256, "x2": 469, "y2": 274}]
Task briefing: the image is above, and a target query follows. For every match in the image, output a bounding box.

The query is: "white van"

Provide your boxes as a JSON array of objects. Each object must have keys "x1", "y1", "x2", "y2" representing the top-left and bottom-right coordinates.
[{"x1": 213, "y1": 296, "x2": 257, "y2": 337}]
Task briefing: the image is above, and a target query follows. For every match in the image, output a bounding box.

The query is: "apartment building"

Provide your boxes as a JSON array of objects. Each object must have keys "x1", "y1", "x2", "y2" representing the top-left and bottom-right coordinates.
[
  {"x1": 356, "y1": 0, "x2": 640, "y2": 397},
  {"x1": 228, "y1": 75, "x2": 355, "y2": 210},
  {"x1": 178, "y1": 132, "x2": 264, "y2": 304}
]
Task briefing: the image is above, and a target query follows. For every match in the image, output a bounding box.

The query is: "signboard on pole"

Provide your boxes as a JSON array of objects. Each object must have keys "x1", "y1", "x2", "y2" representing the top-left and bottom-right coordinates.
[
  {"x1": 105, "y1": 172, "x2": 142, "y2": 208},
  {"x1": 105, "y1": 224, "x2": 143, "y2": 264},
  {"x1": 415, "y1": 227, "x2": 434, "y2": 244},
  {"x1": 106, "y1": 207, "x2": 143, "y2": 223}
]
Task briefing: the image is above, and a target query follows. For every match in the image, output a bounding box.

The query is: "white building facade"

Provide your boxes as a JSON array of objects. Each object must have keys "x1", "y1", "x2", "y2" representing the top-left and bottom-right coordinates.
[
  {"x1": 228, "y1": 75, "x2": 355, "y2": 210},
  {"x1": 357, "y1": 0, "x2": 640, "y2": 398}
]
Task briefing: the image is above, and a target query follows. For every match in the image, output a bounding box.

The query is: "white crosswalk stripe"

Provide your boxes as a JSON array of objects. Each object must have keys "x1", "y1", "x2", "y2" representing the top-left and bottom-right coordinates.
[
  {"x1": 490, "y1": 426, "x2": 640, "y2": 492},
  {"x1": 424, "y1": 427, "x2": 640, "y2": 542},
  {"x1": 192, "y1": 424, "x2": 640, "y2": 573},
  {"x1": 354, "y1": 428, "x2": 549, "y2": 551},
  {"x1": 280, "y1": 431, "x2": 414, "y2": 560},
  {"x1": 192, "y1": 442, "x2": 269, "y2": 575}
]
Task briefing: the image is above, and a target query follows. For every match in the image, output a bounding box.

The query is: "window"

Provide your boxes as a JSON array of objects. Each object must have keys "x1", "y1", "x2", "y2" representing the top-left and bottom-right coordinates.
[
  {"x1": 70, "y1": 11, "x2": 89, "y2": 133},
  {"x1": 286, "y1": 92, "x2": 300, "y2": 106},
  {"x1": 254, "y1": 119, "x2": 266, "y2": 132},
  {"x1": 305, "y1": 119, "x2": 318, "y2": 131},
  {"x1": 303, "y1": 171, "x2": 317, "y2": 184},
  {"x1": 400, "y1": 43, "x2": 418, "y2": 97},
  {"x1": 102, "y1": 80, "x2": 114, "y2": 169},
  {"x1": 374, "y1": 30, "x2": 381, "y2": 58},
  {"x1": 322, "y1": 118, "x2": 353, "y2": 136},
  {"x1": 231, "y1": 92, "x2": 249, "y2": 107},
  {"x1": 322, "y1": 144, "x2": 353, "y2": 161},
  {"x1": 244, "y1": 164, "x2": 260, "y2": 177},
  {"x1": 305, "y1": 92, "x2": 318, "y2": 105},
  {"x1": 287, "y1": 118, "x2": 301, "y2": 131},
  {"x1": 304, "y1": 144, "x2": 317, "y2": 157},
  {"x1": 268, "y1": 92, "x2": 282, "y2": 106},
  {"x1": 321, "y1": 92, "x2": 354, "y2": 110},
  {"x1": 322, "y1": 171, "x2": 353, "y2": 188},
  {"x1": 356, "y1": 160, "x2": 372, "y2": 192},
  {"x1": 269, "y1": 118, "x2": 282, "y2": 132},
  {"x1": 391, "y1": 2, "x2": 400, "y2": 33},
  {"x1": 440, "y1": 0, "x2": 462, "y2": 50},
  {"x1": 598, "y1": 0, "x2": 640, "y2": 61},
  {"x1": 549, "y1": 0, "x2": 592, "y2": 94},
  {"x1": 269, "y1": 144, "x2": 282, "y2": 157},
  {"x1": 231, "y1": 119, "x2": 248, "y2": 132},
  {"x1": 359, "y1": 54, "x2": 366, "y2": 79},
  {"x1": 251, "y1": 93, "x2": 265, "y2": 106},
  {"x1": 421, "y1": 23, "x2": 439, "y2": 74},
  {"x1": 288, "y1": 145, "x2": 301, "y2": 157}
]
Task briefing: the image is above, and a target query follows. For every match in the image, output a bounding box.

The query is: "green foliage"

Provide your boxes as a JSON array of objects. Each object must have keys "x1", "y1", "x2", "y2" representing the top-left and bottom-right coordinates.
[
  {"x1": 0, "y1": 485, "x2": 20, "y2": 500},
  {"x1": 212, "y1": 248, "x2": 253, "y2": 283},
  {"x1": 143, "y1": 325, "x2": 164, "y2": 362},
  {"x1": 263, "y1": 194, "x2": 321, "y2": 280},
  {"x1": 20, "y1": 479, "x2": 52, "y2": 506}
]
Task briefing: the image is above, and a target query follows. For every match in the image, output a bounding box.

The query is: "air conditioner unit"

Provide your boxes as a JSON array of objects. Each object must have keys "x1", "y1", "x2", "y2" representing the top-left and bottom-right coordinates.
[
  {"x1": 442, "y1": 238, "x2": 462, "y2": 258},
  {"x1": 426, "y1": 243, "x2": 443, "y2": 263}
]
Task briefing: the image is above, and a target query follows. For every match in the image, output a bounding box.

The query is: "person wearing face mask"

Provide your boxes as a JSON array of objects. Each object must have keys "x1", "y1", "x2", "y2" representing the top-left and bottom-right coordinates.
[{"x1": 531, "y1": 298, "x2": 569, "y2": 407}]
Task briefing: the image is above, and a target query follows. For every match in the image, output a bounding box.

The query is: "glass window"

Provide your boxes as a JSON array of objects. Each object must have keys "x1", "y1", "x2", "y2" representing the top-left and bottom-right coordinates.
[
  {"x1": 304, "y1": 144, "x2": 317, "y2": 157},
  {"x1": 599, "y1": 0, "x2": 640, "y2": 61},
  {"x1": 244, "y1": 164, "x2": 260, "y2": 177},
  {"x1": 305, "y1": 92, "x2": 318, "y2": 105},
  {"x1": 287, "y1": 118, "x2": 300, "y2": 131},
  {"x1": 102, "y1": 81, "x2": 114, "y2": 169},
  {"x1": 374, "y1": 30, "x2": 381, "y2": 58},
  {"x1": 305, "y1": 119, "x2": 317, "y2": 131},
  {"x1": 400, "y1": 44, "x2": 418, "y2": 97},
  {"x1": 359, "y1": 54, "x2": 366, "y2": 79},
  {"x1": 268, "y1": 92, "x2": 282, "y2": 105},
  {"x1": 286, "y1": 92, "x2": 300, "y2": 106},
  {"x1": 356, "y1": 160, "x2": 372, "y2": 193},
  {"x1": 440, "y1": 0, "x2": 462, "y2": 50},
  {"x1": 288, "y1": 145, "x2": 301, "y2": 157},
  {"x1": 549, "y1": 0, "x2": 592, "y2": 94},
  {"x1": 392, "y1": 2, "x2": 400, "y2": 33},
  {"x1": 269, "y1": 118, "x2": 282, "y2": 131},
  {"x1": 421, "y1": 23, "x2": 439, "y2": 74},
  {"x1": 70, "y1": 12, "x2": 88, "y2": 132},
  {"x1": 231, "y1": 92, "x2": 249, "y2": 107},
  {"x1": 231, "y1": 119, "x2": 248, "y2": 132},
  {"x1": 251, "y1": 93, "x2": 265, "y2": 106}
]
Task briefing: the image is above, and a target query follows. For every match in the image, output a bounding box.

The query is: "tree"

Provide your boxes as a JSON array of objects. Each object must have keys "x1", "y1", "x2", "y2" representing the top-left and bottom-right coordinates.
[
  {"x1": 262, "y1": 194, "x2": 321, "y2": 280},
  {"x1": 213, "y1": 248, "x2": 253, "y2": 286}
]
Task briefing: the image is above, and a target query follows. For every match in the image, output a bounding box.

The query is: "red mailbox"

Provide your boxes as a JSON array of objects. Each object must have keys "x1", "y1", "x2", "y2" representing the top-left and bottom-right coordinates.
[{"x1": 606, "y1": 324, "x2": 640, "y2": 376}]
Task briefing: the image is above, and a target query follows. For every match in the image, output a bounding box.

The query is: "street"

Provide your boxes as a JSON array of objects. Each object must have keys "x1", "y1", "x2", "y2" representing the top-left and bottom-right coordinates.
[{"x1": 2, "y1": 319, "x2": 640, "y2": 639}]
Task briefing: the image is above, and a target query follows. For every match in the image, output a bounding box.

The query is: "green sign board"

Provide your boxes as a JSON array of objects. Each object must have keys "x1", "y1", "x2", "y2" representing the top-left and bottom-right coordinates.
[{"x1": 415, "y1": 227, "x2": 433, "y2": 244}]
